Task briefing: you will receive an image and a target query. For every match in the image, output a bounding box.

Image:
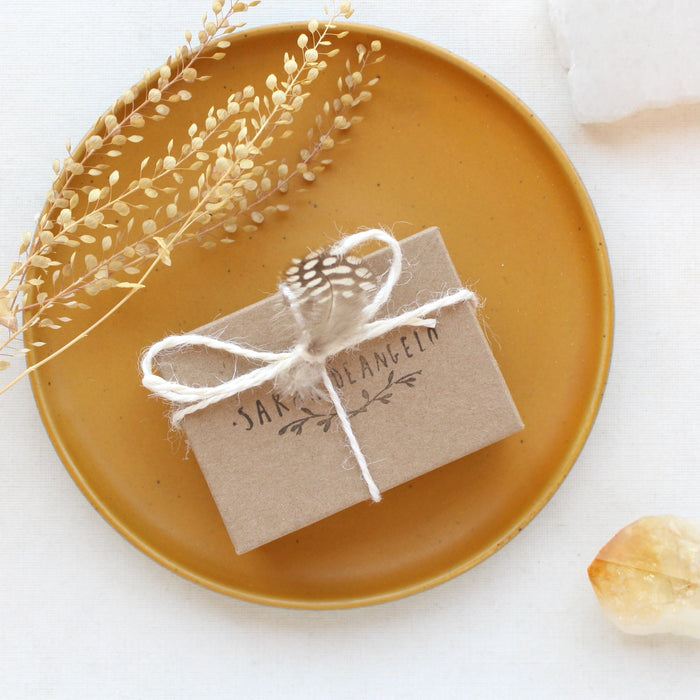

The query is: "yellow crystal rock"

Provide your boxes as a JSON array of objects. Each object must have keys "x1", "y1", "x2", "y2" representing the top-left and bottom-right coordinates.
[{"x1": 588, "y1": 516, "x2": 700, "y2": 638}]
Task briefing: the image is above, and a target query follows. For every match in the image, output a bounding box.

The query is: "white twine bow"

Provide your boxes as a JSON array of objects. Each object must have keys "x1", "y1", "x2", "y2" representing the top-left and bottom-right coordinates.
[{"x1": 141, "y1": 229, "x2": 477, "y2": 502}]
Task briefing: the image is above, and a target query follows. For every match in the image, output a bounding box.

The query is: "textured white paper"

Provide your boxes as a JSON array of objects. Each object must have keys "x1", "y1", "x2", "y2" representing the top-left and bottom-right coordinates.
[{"x1": 550, "y1": 0, "x2": 700, "y2": 123}]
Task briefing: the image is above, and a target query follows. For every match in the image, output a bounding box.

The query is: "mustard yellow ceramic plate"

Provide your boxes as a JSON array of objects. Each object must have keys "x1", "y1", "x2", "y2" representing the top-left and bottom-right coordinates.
[{"x1": 28, "y1": 24, "x2": 612, "y2": 608}]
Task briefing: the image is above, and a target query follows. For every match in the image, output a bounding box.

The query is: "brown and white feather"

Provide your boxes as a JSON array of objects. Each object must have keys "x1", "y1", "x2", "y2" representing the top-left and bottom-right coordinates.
[{"x1": 282, "y1": 249, "x2": 377, "y2": 358}]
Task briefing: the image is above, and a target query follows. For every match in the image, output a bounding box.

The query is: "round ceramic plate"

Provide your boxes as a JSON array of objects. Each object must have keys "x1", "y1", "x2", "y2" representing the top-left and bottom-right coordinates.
[{"x1": 28, "y1": 24, "x2": 612, "y2": 608}]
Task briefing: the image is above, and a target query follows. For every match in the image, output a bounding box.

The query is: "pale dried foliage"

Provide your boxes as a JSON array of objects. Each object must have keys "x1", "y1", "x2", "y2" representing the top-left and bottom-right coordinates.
[{"x1": 0, "y1": 0, "x2": 383, "y2": 394}]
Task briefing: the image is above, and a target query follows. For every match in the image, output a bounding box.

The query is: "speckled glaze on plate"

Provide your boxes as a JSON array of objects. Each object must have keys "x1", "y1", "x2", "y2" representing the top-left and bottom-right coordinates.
[{"x1": 28, "y1": 24, "x2": 613, "y2": 608}]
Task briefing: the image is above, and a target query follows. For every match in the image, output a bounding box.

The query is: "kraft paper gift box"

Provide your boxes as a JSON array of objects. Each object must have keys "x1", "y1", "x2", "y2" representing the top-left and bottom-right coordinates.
[{"x1": 155, "y1": 227, "x2": 523, "y2": 554}]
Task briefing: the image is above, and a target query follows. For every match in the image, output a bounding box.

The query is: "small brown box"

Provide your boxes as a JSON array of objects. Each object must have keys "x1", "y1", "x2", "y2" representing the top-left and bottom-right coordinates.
[{"x1": 160, "y1": 228, "x2": 523, "y2": 553}]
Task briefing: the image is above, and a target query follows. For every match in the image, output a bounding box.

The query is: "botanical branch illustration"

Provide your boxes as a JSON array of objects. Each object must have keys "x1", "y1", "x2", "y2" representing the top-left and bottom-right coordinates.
[{"x1": 278, "y1": 370, "x2": 422, "y2": 437}]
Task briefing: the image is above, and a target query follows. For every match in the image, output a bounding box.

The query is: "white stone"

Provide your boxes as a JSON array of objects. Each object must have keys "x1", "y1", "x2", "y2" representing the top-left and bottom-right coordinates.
[
  {"x1": 549, "y1": 0, "x2": 700, "y2": 123},
  {"x1": 589, "y1": 516, "x2": 700, "y2": 639}
]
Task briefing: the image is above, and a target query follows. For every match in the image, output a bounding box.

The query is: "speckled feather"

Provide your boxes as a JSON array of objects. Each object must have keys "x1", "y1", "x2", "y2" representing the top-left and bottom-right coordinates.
[{"x1": 282, "y1": 248, "x2": 377, "y2": 358}]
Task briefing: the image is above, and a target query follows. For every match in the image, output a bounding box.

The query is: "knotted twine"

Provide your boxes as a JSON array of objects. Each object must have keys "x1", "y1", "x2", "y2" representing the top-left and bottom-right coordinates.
[{"x1": 141, "y1": 229, "x2": 477, "y2": 502}]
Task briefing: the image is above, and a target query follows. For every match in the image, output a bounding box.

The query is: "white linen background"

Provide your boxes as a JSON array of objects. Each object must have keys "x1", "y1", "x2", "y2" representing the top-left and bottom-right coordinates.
[{"x1": 1, "y1": 1, "x2": 699, "y2": 697}]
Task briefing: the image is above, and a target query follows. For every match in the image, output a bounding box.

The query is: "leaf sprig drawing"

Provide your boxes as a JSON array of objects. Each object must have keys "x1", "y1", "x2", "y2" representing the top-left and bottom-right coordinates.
[
  {"x1": 278, "y1": 370, "x2": 422, "y2": 437},
  {"x1": 0, "y1": 0, "x2": 384, "y2": 396}
]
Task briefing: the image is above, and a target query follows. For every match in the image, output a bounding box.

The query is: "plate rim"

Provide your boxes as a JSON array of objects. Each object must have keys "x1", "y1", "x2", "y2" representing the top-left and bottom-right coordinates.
[{"x1": 28, "y1": 21, "x2": 614, "y2": 609}]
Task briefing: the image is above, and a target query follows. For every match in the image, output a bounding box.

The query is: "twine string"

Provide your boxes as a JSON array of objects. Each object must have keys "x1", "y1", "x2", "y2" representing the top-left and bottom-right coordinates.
[{"x1": 141, "y1": 229, "x2": 477, "y2": 502}]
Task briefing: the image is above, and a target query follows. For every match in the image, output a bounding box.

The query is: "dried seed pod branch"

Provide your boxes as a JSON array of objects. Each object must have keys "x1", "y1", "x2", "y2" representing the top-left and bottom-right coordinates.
[
  {"x1": 149, "y1": 37, "x2": 383, "y2": 255},
  {"x1": 2, "y1": 1, "x2": 259, "y2": 309},
  {"x1": 0, "y1": 1, "x2": 384, "y2": 394}
]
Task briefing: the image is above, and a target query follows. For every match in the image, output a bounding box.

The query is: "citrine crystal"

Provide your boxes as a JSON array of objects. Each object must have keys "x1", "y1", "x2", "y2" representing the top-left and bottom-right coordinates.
[{"x1": 588, "y1": 516, "x2": 700, "y2": 638}]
